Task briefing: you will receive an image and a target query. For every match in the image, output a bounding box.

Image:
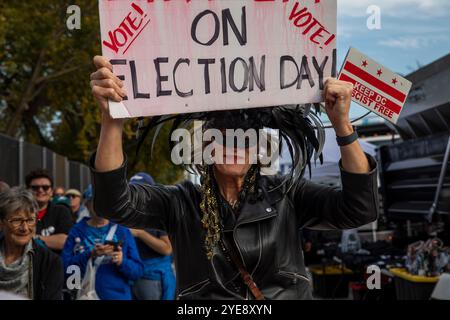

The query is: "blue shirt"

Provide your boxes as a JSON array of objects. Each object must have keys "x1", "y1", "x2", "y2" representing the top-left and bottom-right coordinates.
[{"x1": 62, "y1": 218, "x2": 144, "y2": 300}]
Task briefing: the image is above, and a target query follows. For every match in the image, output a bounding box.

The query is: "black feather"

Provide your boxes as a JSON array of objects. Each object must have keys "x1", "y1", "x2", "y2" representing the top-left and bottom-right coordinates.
[{"x1": 136, "y1": 106, "x2": 325, "y2": 191}]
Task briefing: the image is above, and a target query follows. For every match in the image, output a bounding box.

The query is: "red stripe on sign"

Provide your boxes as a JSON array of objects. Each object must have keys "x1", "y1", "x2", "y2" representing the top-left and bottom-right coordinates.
[
  {"x1": 122, "y1": 19, "x2": 151, "y2": 55},
  {"x1": 339, "y1": 73, "x2": 402, "y2": 114},
  {"x1": 343, "y1": 61, "x2": 407, "y2": 103}
]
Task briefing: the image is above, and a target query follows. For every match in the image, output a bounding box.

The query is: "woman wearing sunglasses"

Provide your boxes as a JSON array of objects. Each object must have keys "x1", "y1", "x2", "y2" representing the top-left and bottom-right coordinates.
[
  {"x1": 0, "y1": 187, "x2": 63, "y2": 299},
  {"x1": 90, "y1": 56, "x2": 378, "y2": 300}
]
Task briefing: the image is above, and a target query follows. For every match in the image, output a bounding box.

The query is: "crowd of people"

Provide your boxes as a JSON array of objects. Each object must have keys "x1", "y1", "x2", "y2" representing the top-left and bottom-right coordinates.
[
  {"x1": 0, "y1": 170, "x2": 176, "y2": 300},
  {"x1": 0, "y1": 54, "x2": 378, "y2": 301}
]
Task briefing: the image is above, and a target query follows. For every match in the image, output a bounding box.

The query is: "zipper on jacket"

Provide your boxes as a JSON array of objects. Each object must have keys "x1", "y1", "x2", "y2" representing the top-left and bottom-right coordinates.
[
  {"x1": 178, "y1": 279, "x2": 210, "y2": 298},
  {"x1": 28, "y1": 250, "x2": 34, "y2": 299},
  {"x1": 233, "y1": 220, "x2": 267, "y2": 300},
  {"x1": 231, "y1": 211, "x2": 277, "y2": 270},
  {"x1": 278, "y1": 270, "x2": 310, "y2": 282},
  {"x1": 247, "y1": 223, "x2": 263, "y2": 300}
]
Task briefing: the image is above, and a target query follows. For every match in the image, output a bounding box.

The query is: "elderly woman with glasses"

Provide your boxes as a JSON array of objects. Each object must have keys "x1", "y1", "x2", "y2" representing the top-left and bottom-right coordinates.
[{"x1": 0, "y1": 187, "x2": 63, "y2": 300}]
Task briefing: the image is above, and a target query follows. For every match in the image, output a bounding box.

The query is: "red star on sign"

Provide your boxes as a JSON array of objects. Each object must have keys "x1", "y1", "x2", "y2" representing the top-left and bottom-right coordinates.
[
  {"x1": 377, "y1": 69, "x2": 383, "y2": 77},
  {"x1": 392, "y1": 78, "x2": 398, "y2": 85},
  {"x1": 361, "y1": 60, "x2": 368, "y2": 67}
]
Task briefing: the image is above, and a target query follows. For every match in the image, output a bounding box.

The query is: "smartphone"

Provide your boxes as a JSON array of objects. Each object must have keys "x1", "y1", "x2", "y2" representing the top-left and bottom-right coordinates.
[{"x1": 104, "y1": 240, "x2": 123, "y2": 250}]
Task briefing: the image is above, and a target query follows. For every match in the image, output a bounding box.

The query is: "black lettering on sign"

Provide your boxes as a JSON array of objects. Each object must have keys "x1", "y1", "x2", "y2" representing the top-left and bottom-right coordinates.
[
  {"x1": 198, "y1": 59, "x2": 216, "y2": 95},
  {"x1": 229, "y1": 58, "x2": 249, "y2": 93},
  {"x1": 191, "y1": 6, "x2": 247, "y2": 47},
  {"x1": 280, "y1": 55, "x2": 300, "y2": 90},
  {"x1": 312, "y1": 56, "x2": 328, "y2": 90},
  {"x1": 191, "y1": 10, "x2": 220, "y2": 46},
  {"x1": 332, "y1": 48, "x2": 337, "y2": 78},
  {"x1": 222, "y1": 7, "x2": 247, "y2": 46},
  {"x1": 130, "y1": 60, "x2": 150, "y2": 99},
  {"x1": 220, "y1": 58, "x2": 227, "y2": 94},
  {"x1": 154, "y1": 57, "x2": 172, "y2": 97},
  {"x1": 173, "y1": 59, "x2": 193, "y2": 98},
  {"x1": 249, "y1": 56, "x2": 266, "y2": 92},
  {"x1": 298, "y1": 55, "x2": 314, "y2": 89},
  {"x1": 280, "y1": 52, "x2": 336, "y2": 90}
]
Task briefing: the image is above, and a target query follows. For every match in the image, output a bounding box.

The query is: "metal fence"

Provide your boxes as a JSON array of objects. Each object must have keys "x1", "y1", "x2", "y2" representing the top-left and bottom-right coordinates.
[{"x1": 0, "y1": 133, "x2": 91, "y2": 191}]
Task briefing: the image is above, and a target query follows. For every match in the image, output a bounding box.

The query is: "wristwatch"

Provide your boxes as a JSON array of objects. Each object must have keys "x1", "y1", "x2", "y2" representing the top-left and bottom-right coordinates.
[{"x1": 336, "y1": 128, "x2": 358, "y2": 147}]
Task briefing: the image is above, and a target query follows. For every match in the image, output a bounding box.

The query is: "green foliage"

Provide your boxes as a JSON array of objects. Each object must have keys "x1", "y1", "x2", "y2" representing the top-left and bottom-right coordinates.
[{"x1": 0, "y1": 0, "x2": 184, "y2": 184}]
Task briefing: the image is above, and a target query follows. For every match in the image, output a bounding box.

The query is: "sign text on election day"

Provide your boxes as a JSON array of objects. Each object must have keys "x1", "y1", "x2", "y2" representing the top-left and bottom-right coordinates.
[{"x1": 99, "y1": 0, "x2": 337, "y2": 118}]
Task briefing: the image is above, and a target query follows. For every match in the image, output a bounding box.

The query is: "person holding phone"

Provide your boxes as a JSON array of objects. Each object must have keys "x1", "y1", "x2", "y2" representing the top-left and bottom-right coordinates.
[
  {"x1": 61, "y1": 185, "x2": 143, "y2": 300},
  {"x1": 129, "y1": 173, "x2": 176, "y2": 300}
]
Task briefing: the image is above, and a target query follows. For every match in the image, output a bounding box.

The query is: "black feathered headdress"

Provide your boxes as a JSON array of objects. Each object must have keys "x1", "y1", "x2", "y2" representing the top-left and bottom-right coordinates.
[
  {"x1": 136, "y1": 104, "x2": 326, "y2": 259},
  {"x1": 135, "y1": 104, "x2": 325, "y2": 192}
]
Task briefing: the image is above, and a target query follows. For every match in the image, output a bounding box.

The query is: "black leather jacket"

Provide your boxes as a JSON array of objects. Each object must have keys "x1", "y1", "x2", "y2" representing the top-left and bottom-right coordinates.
[{"x1": 90, "y1": 154, "x2": 378, "y2": 300}]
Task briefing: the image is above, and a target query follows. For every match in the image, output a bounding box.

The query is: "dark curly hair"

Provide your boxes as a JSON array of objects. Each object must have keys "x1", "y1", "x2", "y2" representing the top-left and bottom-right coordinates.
[{"x1": 25, "y1": 169, "x2": 54, "y2": 188}]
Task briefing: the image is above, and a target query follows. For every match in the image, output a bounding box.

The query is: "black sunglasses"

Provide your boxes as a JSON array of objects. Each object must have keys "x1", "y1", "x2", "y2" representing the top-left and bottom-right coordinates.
[
  {"x1": 213, "y1": 132, "x2": 258, "y2": 149},
  {"x1": 30, "y1": 185, "x2": 51, "y2": 192},
  {"x1": 215, "y1": 138, "x2": 258, "y2": 149}
]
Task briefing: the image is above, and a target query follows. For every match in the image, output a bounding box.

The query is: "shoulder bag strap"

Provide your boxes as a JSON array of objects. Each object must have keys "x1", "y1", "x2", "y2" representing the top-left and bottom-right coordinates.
[{"x1": 221, "y1": 238, "x2": 265, "y2": 300}]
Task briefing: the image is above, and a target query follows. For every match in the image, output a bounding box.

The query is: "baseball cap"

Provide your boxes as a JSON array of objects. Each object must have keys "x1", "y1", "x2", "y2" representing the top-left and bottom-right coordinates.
[
  {"x1": 130, "y1": 172, "x2": 155, "y2": 185},
  {"x1": 65, "y1": 189, "x2": 82, "y2": 197}
]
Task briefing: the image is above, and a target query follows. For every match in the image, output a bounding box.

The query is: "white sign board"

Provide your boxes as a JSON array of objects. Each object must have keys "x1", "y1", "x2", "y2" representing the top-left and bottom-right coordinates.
[
  {"x1": 338, "y1": 47, "x2": 412, "y2": 124},
  {"x1": 99, "y1": 0, "x2": 337, "y2": 118}
]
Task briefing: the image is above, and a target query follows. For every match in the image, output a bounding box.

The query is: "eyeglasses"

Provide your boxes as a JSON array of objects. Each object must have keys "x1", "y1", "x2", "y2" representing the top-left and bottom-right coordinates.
[
  {"x1": 66, "y1": 194, "x2": 80, "y2": 199},
  {"x1": 6, "y1": 218, "x2": 37, "y2": 228},
  {"x1": 30, "y1": 185, "x2": 51, "y2": 192}
]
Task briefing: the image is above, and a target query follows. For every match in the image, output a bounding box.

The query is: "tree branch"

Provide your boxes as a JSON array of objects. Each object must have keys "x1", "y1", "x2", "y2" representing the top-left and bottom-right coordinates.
[
  {"x1": 5, "y1": 48, "x2": 46, "y2": 136},
  {"x1": 35, "y1": 65, "x2": 84, "y2": 84}
]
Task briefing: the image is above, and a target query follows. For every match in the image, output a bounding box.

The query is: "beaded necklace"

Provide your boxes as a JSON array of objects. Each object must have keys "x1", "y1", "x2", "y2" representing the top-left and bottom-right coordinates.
[{"x1": 200, "y1": 165, "x2": 258, "y2": 260}]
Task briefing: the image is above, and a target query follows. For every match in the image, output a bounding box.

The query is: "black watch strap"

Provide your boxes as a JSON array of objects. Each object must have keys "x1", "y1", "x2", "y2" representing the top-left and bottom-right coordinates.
[{"x1": 336, "y1": 130, "x2": 358, "y2": 147}]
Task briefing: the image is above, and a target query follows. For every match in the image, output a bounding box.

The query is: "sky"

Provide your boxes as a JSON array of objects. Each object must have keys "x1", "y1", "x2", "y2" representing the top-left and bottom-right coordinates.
[{"x1": 336, "y1": 0, "x2": 450, "y2": 120}]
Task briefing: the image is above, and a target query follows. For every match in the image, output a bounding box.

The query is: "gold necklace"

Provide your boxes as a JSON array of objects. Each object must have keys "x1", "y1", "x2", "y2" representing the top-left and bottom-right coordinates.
[{"x1": 200, "y1": 165, "x2": 258, "y2": 259}]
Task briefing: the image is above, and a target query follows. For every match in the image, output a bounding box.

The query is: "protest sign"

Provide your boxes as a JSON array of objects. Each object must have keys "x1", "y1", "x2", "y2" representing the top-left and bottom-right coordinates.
[
  {"x1": 98, "y1": 0, "x2": 337, "y2": 118},
  {"x1": 338, "y1": 47, "x2": 412, "y2": 124}
]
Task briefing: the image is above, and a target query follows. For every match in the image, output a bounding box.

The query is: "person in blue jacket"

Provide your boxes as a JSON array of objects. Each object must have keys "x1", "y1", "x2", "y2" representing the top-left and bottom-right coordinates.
[
  {"x1": 129, "y1": 173, "x2": 176, "y2": 300},
  {"x1": 62, "y1": 185, "x2": 143, "y2": 300}
]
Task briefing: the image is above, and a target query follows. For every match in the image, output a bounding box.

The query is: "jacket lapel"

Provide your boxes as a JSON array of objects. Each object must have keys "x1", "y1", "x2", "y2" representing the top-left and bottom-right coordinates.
[{"x1": 235, "y1": 176, "x2": 283, "y2": 227}]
